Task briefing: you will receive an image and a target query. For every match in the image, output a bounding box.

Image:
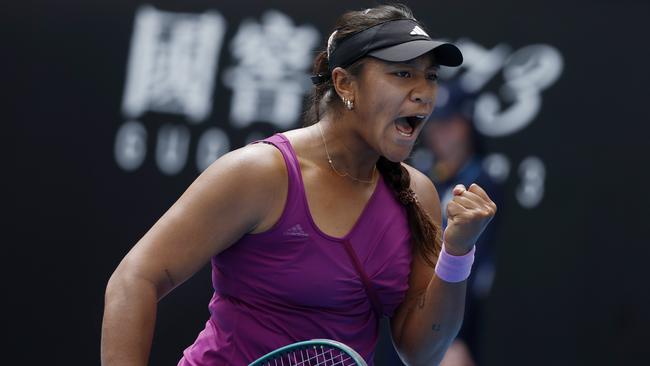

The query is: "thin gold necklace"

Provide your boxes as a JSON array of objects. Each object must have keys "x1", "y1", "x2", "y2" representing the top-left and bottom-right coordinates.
[{"x1": 317, "y1": 122, "x2": 377, "y2": 184}]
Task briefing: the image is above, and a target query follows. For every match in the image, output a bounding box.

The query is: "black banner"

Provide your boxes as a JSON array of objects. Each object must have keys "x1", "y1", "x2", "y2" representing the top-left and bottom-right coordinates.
[{"x1": 6, "y1": 0, "x2": 650, "y2": 365}]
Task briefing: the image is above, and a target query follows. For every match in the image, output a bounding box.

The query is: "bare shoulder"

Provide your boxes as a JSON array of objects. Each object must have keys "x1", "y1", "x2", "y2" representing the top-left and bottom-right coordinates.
[
  {"x1": 204, "y1": 140, "x2": 286, "y2": 182},
  {"x1": 196, "y1": 141, "x2": 288, "y2": 229},
  {"x1": 160, "y1": 139, "x2": 289, "y2": 238},
  {"x1": 192, "y1": 140, "x2": 288, "y2": 201}
]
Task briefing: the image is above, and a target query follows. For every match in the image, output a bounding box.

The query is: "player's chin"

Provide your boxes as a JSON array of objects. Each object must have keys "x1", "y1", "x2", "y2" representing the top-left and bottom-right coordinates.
[
  {"x1": 380, "y1": 145, "x2": 414, "y2": 163},
  {"x1": 375, "y1": 127, "x2": 422, "y2": 162}
]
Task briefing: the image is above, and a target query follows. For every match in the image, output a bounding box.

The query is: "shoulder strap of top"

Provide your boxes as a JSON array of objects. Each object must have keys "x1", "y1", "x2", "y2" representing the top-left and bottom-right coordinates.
[
  {"x1": 249, "y1": 133, "x2": 304, "y2": 222},
  {"x1": 251, "y1": 133, "x2": 301, "y2": 183}
]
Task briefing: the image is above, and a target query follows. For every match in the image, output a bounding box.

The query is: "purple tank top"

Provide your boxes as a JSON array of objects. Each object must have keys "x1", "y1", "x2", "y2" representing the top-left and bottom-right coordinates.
[{"x1": 178, "y1": 134, "x2": 412, "y2": 365}]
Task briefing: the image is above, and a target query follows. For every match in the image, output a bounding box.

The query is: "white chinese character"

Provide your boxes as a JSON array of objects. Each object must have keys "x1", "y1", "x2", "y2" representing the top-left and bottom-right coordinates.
[
  {"x1": 223, "y1": 10, "x2": 319, "y2": 129},
  {"x1": 121, "y1": 5, "x2": 226, "y2": 123}
]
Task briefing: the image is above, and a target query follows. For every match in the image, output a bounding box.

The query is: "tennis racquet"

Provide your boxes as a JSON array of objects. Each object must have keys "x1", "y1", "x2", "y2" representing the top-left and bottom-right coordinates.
[{"x1": 248, "y1": 338, "x2": 368, "y2": 366}]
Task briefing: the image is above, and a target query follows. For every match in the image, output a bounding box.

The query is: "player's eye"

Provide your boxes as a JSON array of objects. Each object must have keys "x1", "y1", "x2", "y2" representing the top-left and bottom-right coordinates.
[{"x1": 395, "y1": 71, "x2": 411, "y2": 78}]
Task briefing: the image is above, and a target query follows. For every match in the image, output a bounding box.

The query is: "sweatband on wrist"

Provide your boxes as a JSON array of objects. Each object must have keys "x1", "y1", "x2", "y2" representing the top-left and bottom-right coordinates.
[{"x1": 435, "y1": 243, "x2": 476, "y2": 283}]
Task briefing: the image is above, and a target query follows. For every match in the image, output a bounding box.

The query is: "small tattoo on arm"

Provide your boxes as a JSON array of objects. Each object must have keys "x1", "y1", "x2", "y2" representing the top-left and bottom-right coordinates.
[
  {"x1": 164, "y1": 269, "x2": 176, "y2": 288},
  {"x1": 432, "y1": 323, "x2": 441, "y2": 332}
]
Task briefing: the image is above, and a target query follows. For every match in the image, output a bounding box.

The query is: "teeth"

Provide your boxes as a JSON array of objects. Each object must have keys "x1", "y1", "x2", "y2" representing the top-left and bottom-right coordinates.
[{"x1": 394, "y1": 115, "x2": 427, "y2": 138}]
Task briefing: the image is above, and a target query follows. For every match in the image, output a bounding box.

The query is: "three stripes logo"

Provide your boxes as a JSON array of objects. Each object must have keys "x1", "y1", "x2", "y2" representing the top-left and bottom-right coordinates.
[
  {"x1": 409, "y1": 25, "x2": 429, "y2": 37},
  {"x1": 283, "y1": 224, "x2": 309, "y2": 238}
]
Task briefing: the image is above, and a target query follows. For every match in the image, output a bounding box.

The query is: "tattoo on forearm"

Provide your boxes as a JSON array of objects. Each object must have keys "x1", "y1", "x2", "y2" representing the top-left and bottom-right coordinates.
[
  {"x1": 164, "y1": 269, "x2": 176, "y2": 287},
  {"x1": 431, "y1": 323, "x2": 441, "y2": 332}
]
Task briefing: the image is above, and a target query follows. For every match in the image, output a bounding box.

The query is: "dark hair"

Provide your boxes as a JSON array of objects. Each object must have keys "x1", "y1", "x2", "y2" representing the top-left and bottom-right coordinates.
[{"x1": 304, "y1": 4, "x2": 441, "y2": 266}]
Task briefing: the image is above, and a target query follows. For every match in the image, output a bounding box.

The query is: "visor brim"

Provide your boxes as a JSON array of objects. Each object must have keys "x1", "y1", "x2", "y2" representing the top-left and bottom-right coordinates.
[{"x1": 368, "y1": 40, "x2": 463, "y2": 67}]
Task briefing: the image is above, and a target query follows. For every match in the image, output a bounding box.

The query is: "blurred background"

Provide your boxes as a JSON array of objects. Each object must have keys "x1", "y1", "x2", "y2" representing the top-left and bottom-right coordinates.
[{"x1": 6, "y1": 0, "x2": 650, "y2": 365}]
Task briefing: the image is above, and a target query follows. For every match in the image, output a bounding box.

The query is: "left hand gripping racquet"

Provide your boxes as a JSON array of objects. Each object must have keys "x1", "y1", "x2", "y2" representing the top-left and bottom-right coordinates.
[{"x1": 248, "y1": 339, "x2": 368, "y2": 366}]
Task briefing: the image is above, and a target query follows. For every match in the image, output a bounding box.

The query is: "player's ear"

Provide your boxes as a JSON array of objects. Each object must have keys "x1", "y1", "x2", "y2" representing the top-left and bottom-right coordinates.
[{"x1": 331, "y1": 66, "x2": 356, "y2": 105}]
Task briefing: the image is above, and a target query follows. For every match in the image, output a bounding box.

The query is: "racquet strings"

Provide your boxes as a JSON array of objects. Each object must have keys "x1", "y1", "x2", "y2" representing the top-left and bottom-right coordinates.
[{"x1": 259, "y1": 344, "x2": 359, "y2": 366}]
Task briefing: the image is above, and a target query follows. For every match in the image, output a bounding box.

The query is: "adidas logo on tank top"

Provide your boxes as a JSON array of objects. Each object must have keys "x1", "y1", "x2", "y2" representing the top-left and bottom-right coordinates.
[{"x1": 283, "y1": 224, "x2": 309, "y2": 237}]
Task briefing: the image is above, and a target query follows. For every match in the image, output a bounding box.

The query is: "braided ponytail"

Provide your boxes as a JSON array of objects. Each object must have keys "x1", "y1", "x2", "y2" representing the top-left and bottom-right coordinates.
[{"x1": 377, "y1": 157, "x2": 441, "y2": 267}]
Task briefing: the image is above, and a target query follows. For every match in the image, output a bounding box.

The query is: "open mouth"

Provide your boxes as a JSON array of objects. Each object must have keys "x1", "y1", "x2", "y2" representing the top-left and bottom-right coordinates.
[{"x1": 394, "y1": 115, "x2": 426, "y2": 137}]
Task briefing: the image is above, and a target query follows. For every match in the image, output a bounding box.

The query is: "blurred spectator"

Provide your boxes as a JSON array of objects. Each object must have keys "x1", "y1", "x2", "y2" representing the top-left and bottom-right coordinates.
[{"x1": 426, "y1": 79, "x2": 503, "y2": 366}]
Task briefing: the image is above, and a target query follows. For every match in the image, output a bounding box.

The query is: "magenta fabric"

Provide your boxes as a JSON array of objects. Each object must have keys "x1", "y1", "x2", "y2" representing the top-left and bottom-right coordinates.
[{"x1": 178, "y1": 133, "x2": 412, "y2": 365}]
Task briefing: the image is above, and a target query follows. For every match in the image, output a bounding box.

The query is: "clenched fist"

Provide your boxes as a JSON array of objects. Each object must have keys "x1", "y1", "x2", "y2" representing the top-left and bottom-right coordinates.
[{"x1": 443, "y1": 183, "x2": 497, "y2": 256}]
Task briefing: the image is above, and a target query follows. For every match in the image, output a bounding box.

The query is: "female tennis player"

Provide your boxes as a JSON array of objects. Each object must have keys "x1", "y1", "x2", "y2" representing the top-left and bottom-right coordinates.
[{"x1": 101, "y1": 4, "x2": 496, "y2": 365}]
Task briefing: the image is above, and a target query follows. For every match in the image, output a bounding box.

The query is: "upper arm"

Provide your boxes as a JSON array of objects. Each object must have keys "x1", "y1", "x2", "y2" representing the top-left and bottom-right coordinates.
[
  {"x1": 110, "y1": 142, "x2": 287, "y2": 299},
  {"x1": 390, "y1": 163, "x2": 443, "y2": 340}
]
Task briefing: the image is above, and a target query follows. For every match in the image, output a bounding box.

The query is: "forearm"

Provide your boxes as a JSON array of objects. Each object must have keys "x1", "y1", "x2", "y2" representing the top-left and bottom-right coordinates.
[
  {"x1": 394, "y1": 276, "x2": 466, "y2": 365},
  {"x1": 101, "y1": 272, "x2": 159, "y2": 366}
]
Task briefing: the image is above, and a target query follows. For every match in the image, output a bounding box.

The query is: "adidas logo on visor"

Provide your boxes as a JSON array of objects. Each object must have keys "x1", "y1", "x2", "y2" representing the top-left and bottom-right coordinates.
[{"x1": 410, "y1": 25, "x2": 429, "y2": 37}]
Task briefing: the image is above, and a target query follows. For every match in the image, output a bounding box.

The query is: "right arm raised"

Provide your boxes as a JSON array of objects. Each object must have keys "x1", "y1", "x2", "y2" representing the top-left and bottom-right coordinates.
[{"x1": 101, "y1": 142, "x2": 286, "y2": 366}]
